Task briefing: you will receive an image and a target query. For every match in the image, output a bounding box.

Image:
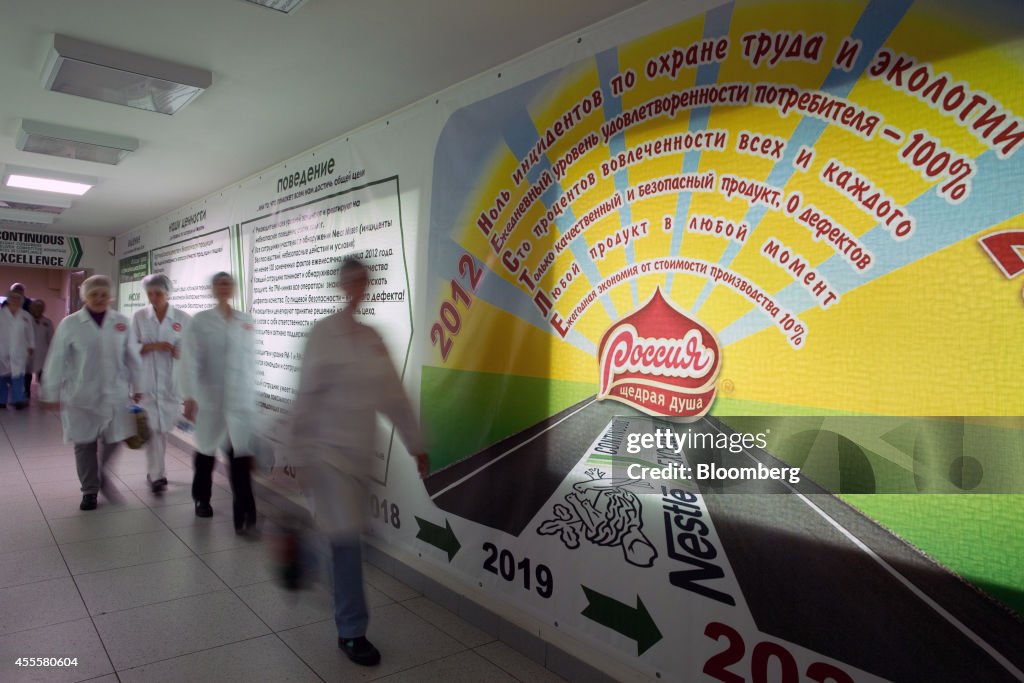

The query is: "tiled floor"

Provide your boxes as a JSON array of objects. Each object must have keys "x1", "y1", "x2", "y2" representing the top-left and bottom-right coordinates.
[{"x1": 0, "y1": 404, "x2": 566, "y2": 682}]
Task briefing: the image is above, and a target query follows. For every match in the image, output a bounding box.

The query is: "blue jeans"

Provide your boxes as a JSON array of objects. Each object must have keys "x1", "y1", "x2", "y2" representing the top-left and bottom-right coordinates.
[
  {"x1": 331, "y1": 538, "x2": 368, "y2": 639},
  {"x1": 0, "y1": 375, "x2": 25, "y2": 404},
  {"x1": 300, "y1": 534, "x2": 369, "y2": 638}
]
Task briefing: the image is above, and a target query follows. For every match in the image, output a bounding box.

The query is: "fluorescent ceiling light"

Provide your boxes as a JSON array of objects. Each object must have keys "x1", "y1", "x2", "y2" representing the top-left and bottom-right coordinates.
[
  {"x1": 6, "y1": 175, "x2": 91, "y2": 195},
  {"x1": 17, "y1": 120, "x2": 138, "y2": 165},
  {"x1": 0, "y1": 208, "x2": 56, "y2": 225},
  {"x1": 3, "y1": 166, "x2": 96, "y2": 196},
  {"x1": 241, "y1": 0, "x2": 309, "y2": 13},
  {"x1": 42, "y1": 34, "x2": 212, "y2": 115}
]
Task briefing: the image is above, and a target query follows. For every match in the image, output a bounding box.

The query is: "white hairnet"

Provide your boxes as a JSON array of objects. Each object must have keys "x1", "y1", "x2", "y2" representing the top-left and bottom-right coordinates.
[
  {"x1": 80, "y1": 274, "x2": 112, "y2": 298},
  {"x1": 143, "y1": 273, "x2": 172, "y2": 292}
]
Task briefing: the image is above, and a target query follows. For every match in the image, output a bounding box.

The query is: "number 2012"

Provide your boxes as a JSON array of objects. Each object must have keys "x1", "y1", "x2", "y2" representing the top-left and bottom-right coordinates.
[{"x1": 431, "y1": 254, "x2": 483, "y2": 361}]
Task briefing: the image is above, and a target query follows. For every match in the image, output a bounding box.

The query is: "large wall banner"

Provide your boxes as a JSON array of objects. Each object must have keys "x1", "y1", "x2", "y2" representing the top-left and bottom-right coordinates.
[{"x1": 118, "y1": 1, "x2": 1024, "y2": 681}]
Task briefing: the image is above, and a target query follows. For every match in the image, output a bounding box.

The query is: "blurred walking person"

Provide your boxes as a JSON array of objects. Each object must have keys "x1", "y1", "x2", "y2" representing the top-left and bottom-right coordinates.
[
  {"x1": 26, "y1": 299, "x2": 54, "y2": 401},
  {"x1": 132, "y1": 274, "x2": 191, "y2": 494},
  {"x1": 0, "y1": 289, "x2": 34, "y2": 409},
  {"x1": 178, "y1": 272, "x2": 258, "y2": 532},
  {"x1": 291, "y1": 257, "x2": 429, "y2": 666},
  {"x1": 3, "y1": 282, "x2": 32, "y2": 311},
  {"x1": 40, "y1": 275, "x2": 145, "y2": 511}
]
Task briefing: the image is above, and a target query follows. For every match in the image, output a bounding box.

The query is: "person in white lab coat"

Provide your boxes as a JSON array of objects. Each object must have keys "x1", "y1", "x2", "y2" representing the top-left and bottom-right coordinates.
[
  {"x1": 40, "y1": 275, "x2": 146, "y2": 511},
  {"x1": 178, "y1": 272, "x2": 258, "y2": 531},
  {"x1": 25, "y1": 299, "x2": 54, "y2": 401},
  {"x1": 0, "y1": 289, "x2": 34, "y2": 409},
  {"x1": 290, "y1": 257, "x2": 429, "y2": 666},
  {"x1": 132, "y1": 273, "x2": 191, "y2": 494}
]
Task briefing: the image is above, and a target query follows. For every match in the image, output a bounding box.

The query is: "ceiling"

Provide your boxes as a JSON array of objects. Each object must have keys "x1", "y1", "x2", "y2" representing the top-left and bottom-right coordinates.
[{"x1": 0, "y1": 0, "x2": 645, "y2": 237}]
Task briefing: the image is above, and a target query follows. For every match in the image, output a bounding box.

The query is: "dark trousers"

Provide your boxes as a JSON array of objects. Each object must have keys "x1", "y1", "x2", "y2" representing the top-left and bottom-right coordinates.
[
  {"x1": 24, "y1": 371, "x2": 43, "y2": 400},
  {"x1": 74, "y1": 439, "x2": 119, "y2": 496},
  {"x1": 192, "y1": 445, "x2": 256, "y2": 530}
]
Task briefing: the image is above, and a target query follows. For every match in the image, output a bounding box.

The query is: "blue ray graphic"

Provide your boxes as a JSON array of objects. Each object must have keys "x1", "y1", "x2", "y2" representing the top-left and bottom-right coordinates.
[
  {"x1": 719, "y1": 148, "x2": 1024, "y2": 346},
  {"x1": 501, "y1": 103, "x2": 618, "y2": 323},
  {"x1": 666, "y1": 1, "x2": 735, "y2": 296},
  {"x1": 595, "y1": 47, "x2": 639, "y2": 309},
  {"x1": 688, "y1": 0, "x2": 916, "y2": 314},
  {"x1": 427, "y1": 71, "x2": 595, "y2": 354}
]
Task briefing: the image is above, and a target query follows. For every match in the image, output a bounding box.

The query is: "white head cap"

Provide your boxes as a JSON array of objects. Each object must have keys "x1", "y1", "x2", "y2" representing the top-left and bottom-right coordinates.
[
  {"x1": 80, "y1": 274, "x2": 112, "y2": 298},
  {"x1": 142, "y1": 273, "x2": 172, "y2": 292}
]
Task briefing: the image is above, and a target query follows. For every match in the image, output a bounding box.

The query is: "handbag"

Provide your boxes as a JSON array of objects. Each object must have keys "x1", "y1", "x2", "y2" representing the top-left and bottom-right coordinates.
[
  {"x1": 268, "y1": 517, "x2": 310, "y2": 591},
  {"x1": 124, "y1": 405, "x2": 152, "y2": 449}
]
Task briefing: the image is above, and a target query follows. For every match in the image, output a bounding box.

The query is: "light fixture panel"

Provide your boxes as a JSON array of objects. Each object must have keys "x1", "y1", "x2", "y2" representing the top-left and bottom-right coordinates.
[
  {"x1": 241, "y1": 0, "x2": 309, "y2": 14},
  {"x1": 42, "y1": 35, "x2": 212, "y2": 115},
  {"x1": 0, "y1": 200, "x2": 65, "y2": 215},
  {"x1": 17, "y1": 120, "x2": 138, "y2": 165},
  {"x1": 0, "y1": 208, "x2": 56, "y2": 225},
  {"x1": 3, "y1": 166, "x2": 96, "y2": 196},
  {"x1": 0, "y1": 188, "x2": 73, "y2": 210},
  {"x1": 0, "y1": 220, "x2": 57, "y2": 231}
]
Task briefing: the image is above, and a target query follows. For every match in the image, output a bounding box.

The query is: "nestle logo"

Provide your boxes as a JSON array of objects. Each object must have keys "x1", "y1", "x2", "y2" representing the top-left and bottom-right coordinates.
[{"x1": 597, "y1": 288, "x2": 721, "y2": 416}]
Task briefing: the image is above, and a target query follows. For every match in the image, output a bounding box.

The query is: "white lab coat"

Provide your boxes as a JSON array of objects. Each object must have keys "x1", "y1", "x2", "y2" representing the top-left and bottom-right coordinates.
[
  {"x1": 31, "y1": 315, "x2": 54, "y2": 374},
  {"x1": 0, "y1": 308, "x2": 34, "y2": 376},
  {"x1": 132, "y1": 305, "x2": 191, "y2": 433},
  {"x1": 40, "y1": 308, "x2": 147, "y2": 444},
  {"x1": 290, "y1": 311, "x2": 423, "y2": 537},
  {"x1": 177, "y1": 307, "x2": 257, "y2": 455}
]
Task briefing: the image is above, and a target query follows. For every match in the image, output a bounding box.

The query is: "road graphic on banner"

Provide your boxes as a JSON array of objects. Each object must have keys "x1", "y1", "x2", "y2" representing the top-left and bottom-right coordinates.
[{"x1": 429, "y1": 404, "x2": 1024, "y2": 681}]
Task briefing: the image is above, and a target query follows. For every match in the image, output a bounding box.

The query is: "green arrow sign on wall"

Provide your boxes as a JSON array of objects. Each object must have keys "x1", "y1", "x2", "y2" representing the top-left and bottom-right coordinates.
[
  {"x1": 68, "y1": 237, "x2": 83, "y2": 267},
  {"x1": 581, "y1": 586, "x2": 662, "y2": 656},
  {"x1": 414, "y1": 517, "x2": 461, "y2": 561}
]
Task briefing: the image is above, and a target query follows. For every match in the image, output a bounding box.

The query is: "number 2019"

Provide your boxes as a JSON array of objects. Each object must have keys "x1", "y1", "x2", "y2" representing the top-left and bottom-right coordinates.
[
  {"x1": 431, "y1": 254, "x2": 483, "y2": 361},
  {"x1": 482, "y1": 542, "x2": 553, "y2": 598}
]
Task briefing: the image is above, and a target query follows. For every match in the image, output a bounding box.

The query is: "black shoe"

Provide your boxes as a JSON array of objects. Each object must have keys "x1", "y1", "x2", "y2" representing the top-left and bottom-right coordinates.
[
  {"x1": 338, "y1": 636, "x2": 380, "y2": 666},
  {"x1": 149, "y1": 477, "x2": 168, "y2": 494},
  {"x1": 80, "y1": 494, "x2": 98, "y2": 511},
  {"x1": 195, "y1": 501, "x2": 213, "y2": 518},
  {"x1": 0, "y1": 403, "x2": 6, "y2": 409},
  {"x1": 14, "y1": 402, "x2": 27, "y2": 410}
]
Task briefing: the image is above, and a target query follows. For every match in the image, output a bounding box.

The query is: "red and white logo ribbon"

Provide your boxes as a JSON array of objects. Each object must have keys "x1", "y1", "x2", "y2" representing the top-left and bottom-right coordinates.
[{"x1": 597, "y1": 288, "x2": 721, "y2": 416}]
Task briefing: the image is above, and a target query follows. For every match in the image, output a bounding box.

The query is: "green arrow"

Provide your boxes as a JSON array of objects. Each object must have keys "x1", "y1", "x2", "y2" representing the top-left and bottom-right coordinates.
[
  {"x1": 414, "y1": 517, "x2": 461, "y2": 561},
  {"x1": 68, "y1": 237, "x2": 82, "y2": 267},
  {"x1": 581, "y1": 586, "x2": 662, "y2": 656}
]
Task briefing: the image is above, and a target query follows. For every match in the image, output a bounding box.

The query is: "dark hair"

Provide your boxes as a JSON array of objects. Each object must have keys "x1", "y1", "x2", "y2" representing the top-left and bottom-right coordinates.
[
  {"x1": 211, "y1": 272, "x2": 234, "y2": 286},
  {"x1": 340, "y1": 256, "x2": 365, "y2": 273},
  {"x1": 339, "y1": 256, "x2": 368, "y2": 282}
]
